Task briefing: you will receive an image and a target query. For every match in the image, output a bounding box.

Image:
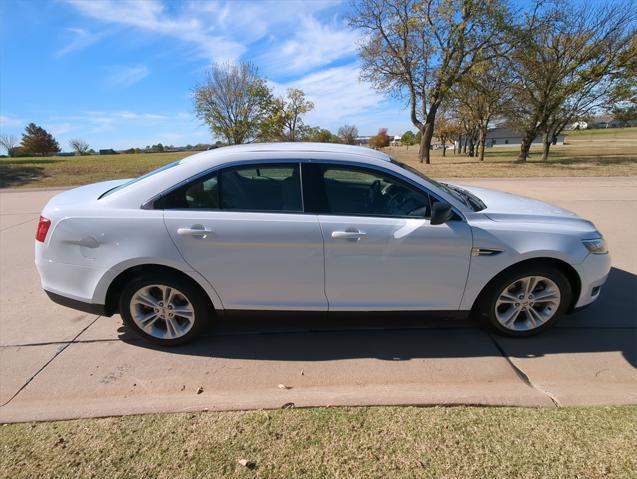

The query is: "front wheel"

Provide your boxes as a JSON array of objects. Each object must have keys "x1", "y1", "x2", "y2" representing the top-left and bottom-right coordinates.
[
  {"x1": 119, "y1": 273, "x2": 211, "y2": 346},
  {"x1": 478, "y1": 266, "x2": 572, "y2": 337}
]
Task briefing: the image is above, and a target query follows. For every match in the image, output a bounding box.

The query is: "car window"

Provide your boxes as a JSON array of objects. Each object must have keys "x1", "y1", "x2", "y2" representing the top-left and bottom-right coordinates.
[
  {"x1": 159, "y1": 171, "x2": 219, "y2": 210},
  {"x1": 158, "y1": 163, "x2": 302, "y2": 213},
  {"x1": 318, "y1": 165, "x2": 432, "y2": 218},
  {"x1": 220, "y1": 164, "x2": 302, "y2": 212}
]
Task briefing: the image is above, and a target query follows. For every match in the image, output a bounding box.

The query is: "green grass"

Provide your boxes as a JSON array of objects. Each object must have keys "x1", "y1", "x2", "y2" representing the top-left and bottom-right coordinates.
[
  {"x1": 2, "y1": 406, "x2": 636, "y2": 478},
  {"x1": 1, "y1": 128, "x2": 636, "y2": 188}
]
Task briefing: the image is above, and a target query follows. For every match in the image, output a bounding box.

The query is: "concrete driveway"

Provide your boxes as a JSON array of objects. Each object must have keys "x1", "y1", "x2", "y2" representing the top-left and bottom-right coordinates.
[{"x1": 1, "y1": 177, "x2": 635, "y2": 423}]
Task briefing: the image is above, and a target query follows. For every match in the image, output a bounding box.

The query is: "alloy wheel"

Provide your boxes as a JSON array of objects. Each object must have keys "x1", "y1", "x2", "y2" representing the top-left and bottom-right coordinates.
[
  {"x1": 494, "y1": 276, "x2": 561, "y2": 332},
  {"x1": 130, "y1": 284, "x2": 195, "y2": 340}
]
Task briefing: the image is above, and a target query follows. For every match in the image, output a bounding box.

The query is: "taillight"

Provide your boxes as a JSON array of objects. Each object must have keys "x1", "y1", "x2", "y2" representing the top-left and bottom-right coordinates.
[{"x1": 36, "y1": 216, "x2": 51, "y2": 242}]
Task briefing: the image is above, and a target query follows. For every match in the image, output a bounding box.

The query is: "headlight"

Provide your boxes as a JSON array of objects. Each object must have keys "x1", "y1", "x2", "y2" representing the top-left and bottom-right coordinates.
[{"x1": 582, "y1": 238, "x2": 608, "y2": 254}]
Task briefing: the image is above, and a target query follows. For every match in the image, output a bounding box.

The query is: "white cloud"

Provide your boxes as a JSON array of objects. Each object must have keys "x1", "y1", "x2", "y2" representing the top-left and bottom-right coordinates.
[
  {"x1": 47, "y1": 123, "x2": 76, "y2": 136},
  {"x1": 105, "y1": 65, "x2": 150, "y2": 87},
  {"x1": 56, "y1": 27, "x2": 103, "y2": 56},
  {"x1": 63, "y1": 0, "x2": 246, "y2": 63},
  {"x1": 273, "y1": 63, "x2": 412, "y2": 135},
  {"x1": 263, "y1": 15, "x2": 359, "y2": 73},
  {"x1": 0, "y1": 115, "x2": 24, "y2": 128},
  {"x1": 280, "y1": 64, "x2": 381, "y2": 123}
]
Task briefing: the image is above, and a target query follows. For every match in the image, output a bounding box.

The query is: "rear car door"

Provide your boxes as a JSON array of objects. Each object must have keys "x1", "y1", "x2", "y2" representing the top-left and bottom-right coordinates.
[
  {"x1": 161, "y1": 162, "x2": 327, "y2": 311},
  {"x1": 303, "y1": 163, "x2": 472, "y2": 311}
]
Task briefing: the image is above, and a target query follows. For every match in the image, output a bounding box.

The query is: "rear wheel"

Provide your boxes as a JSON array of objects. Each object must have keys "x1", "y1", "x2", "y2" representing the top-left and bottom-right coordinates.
[
  {"x1": 479, "y1": 266, "x2": 572, "y2": 336},
  {"x1": 119, "y1": 273, "x2": 211, "y2": 345}
]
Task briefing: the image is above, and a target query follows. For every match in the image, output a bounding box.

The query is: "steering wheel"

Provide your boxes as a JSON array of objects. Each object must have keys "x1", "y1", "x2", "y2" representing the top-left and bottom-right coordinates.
[{"x1": 388, "y1": 189, "x2": 428, "y2": 217}]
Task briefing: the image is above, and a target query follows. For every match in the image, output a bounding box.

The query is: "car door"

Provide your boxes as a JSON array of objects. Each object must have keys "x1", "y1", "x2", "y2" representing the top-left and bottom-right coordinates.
[
  {"x1": 304, "y1": 163, "x2": 472, "y2": 311},
  {"x1": 161, "y1": 162, "x2": 327, "y2": 311}
]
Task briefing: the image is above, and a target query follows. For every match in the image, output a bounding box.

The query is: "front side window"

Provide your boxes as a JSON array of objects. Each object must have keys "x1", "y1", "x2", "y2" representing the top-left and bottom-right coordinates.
[
  {"x1": 315, "y1": 165, "x2": 432, "y2": 218},
  {"x1": 158, "y1": 163, "x2": 302, "y2": 213}
]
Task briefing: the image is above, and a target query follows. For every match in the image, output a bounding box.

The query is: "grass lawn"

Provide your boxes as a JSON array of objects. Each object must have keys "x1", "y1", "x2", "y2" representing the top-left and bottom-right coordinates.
[
  {"x1": 388, "y1": 127, "x2": 637, "y2": 178},
  {"x1": 2, "y1": 406, "x2": 636, "y2": 478},
  {"x1": 1, "y1": 128, "x2": 636, "y2": 189}
]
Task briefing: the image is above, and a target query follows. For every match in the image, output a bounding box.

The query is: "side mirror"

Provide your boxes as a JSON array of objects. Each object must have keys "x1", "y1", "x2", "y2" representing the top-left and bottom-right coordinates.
[{"x1": 430, "y1": 201, "x2": 454, "y2": 225}]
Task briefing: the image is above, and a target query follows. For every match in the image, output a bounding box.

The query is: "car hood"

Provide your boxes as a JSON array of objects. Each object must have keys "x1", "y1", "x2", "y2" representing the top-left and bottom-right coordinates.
[{"x1": 455, "y1": 185, "x2": 583, "y2": 223}]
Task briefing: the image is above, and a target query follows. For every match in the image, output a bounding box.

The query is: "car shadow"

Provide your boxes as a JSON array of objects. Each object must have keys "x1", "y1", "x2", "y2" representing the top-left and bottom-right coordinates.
[
  {"x1": 119, "y1": 267, "x2": 636, "y2": 368},
  {"x1": 0, "y1": 162, "x2": 46, "y2": 187}
]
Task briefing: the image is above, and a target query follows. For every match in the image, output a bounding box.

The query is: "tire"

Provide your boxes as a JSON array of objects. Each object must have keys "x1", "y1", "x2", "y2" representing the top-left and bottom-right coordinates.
[
  {"x1": 476, "y1": 265, "x2": 572, "y2": 337},
  {"x1": 119, "y1": 272, "x2": 212, "y2": 346}
]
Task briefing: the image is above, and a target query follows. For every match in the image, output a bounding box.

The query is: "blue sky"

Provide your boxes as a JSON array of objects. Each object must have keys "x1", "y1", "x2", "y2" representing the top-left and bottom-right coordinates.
[{"x1": 0, "y1": 0, "x2": 412, "y2": 151}]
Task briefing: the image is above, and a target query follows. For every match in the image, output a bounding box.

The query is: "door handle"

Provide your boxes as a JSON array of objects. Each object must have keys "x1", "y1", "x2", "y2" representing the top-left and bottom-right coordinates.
[
  {"x1": 177, "y1": 225, "x2": 213, "y2": 238},
  {"x1": 331, "y1": 230, "x2": 367, "y2": 241}
]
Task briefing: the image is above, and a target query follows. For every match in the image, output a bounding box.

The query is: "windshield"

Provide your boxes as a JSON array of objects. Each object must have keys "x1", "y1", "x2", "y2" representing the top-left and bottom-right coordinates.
[
  {"x1": 99, "y1": 160, "x2": 182, "y2": 199},
  {"x1": 390, "y1": 159, "x2": 485, "y2": 211}
]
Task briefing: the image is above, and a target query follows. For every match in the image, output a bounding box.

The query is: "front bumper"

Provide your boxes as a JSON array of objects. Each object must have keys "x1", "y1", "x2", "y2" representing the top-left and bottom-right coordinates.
[{"x1": 572, "y1": 252, "x2": 611, "y2": 309}]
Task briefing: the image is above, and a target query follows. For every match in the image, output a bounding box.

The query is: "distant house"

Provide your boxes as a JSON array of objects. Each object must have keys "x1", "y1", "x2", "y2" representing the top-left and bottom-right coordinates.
[
  {"x1": 566, "y1": 121, "x2": 588, "y2": 130},
  {"x1": 484, "y1": 127, "x2": 565, "y2": 147},
  {"x1": 356, "y1": 135, "x2": 402, "y2": 146},
  {"x1": 590, "y1": 115, "x2": 637, "y2": 128},
  {"x1": 99, "y1": 149, "x2": 118, "y2": 155}
]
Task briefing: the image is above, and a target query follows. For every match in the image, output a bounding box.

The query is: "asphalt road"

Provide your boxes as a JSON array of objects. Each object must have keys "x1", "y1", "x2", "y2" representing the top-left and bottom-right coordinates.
[{"x1": 1, "y1": 177, "x2": 635, "y2": 423}]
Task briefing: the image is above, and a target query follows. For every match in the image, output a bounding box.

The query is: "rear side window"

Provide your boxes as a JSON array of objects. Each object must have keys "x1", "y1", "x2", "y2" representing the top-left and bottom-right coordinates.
[{"x1": 157, "y1": 163, "x2": 302, "y2": 213}]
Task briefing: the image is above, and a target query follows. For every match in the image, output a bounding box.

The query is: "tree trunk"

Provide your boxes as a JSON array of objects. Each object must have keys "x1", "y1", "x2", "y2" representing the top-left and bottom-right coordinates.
[
  {"x1": 468, "y1": 138, "x2": 475, "y2": 157},
  {"x1": 478, "y1": 126, "x2": 487, "y2": 162},
  {"x1": 541, "y1": 131, "x2": 552, "y2": 161},
  {"x1": 517, "y1": 132, "x2": 535, "y2": 161},
  {"x1": 442, "y1": 143, "x2": 447, "y2": 157},
  {"x1": 462, "y1": 137, "x2": 468, "y2": 154},
  {"x1": 418, "y1": 107, "x2": 438, "y2": 164}
]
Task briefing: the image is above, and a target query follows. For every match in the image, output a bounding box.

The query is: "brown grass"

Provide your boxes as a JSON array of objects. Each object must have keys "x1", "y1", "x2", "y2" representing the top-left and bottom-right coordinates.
[
  {"x1": 1, "y1": 406, "x2": 636, "y2": 478},
  {"x1": 387, "y1": 127, "x2": 637, "y2": 178},
  {"x1": 1, "y1": 128, "x2": 636, "y2": 189}
]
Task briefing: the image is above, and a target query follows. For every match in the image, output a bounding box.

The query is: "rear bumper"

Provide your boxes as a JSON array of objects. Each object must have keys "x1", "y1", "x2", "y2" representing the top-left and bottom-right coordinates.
[{"x1": 45, "y1": 290, "x2": 106, "y2": 316}]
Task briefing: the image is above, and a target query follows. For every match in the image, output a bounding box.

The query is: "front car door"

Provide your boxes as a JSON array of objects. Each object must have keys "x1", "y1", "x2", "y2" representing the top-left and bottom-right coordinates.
[
  {"x1": 161, "y1": 162, "x2": 327, "y2": 311},
  {"x1": 303, "y1": 162, "x2": 472, "y2": 311}
]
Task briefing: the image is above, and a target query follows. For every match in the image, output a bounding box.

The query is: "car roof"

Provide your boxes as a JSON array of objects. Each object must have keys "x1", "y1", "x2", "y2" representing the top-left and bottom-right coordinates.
[{"x1": 181, "y1": 142, "x2": 391, "y2": 164}]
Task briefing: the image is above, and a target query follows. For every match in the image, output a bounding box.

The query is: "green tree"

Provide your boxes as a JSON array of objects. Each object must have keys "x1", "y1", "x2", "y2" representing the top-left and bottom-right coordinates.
[
  {"x1": 20, "y1": 123, "x2": 60, "y2": 156},
  {"x1": 400, "y1": 130, "x2": 416, "y2": 146},
  {"x1": 434, "y1": 113, "x2": 460, "y2": 157},
  {"x1": 453, "y1": 52, "x2": 511, "y2": 161},
  {"x1": 302, "y1": 127, "x2": 339, "y2": 143},
  {"x1": 349, "y1": 0, "x2": 508, "y2": 164},
  {"x1": 259, "y1": 88, "x2": 314, "y2": 141},
  {"x1": 506, "y1": 1, "x2": 635, "y2": 161},
  {"x1": 338, "y1": 124, "x2": 359, "y2": 144},
  {"x1": 193, "y1": 62, "x2": 272, "y2": 144}
]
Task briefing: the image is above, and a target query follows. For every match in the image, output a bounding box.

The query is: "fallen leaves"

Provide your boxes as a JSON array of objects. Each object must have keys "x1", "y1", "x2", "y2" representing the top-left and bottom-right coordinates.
[{"x1": 238, "y1": 458, "x2": 256, "y2": 469}]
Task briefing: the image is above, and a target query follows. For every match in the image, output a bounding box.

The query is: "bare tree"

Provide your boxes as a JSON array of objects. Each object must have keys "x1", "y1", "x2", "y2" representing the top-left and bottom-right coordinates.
[
  {"x1": 0, "y1": 134, "x2": 18, "y2": 156},
  {"x1": 453, "y1": 52, "x2": 512, "y2": 161},
  {"x1": 349, "y1": 0, "x2": 507, "y2": 163},
  {"x1": 69, "y1": 138, "x2": 90, "y2": 156},
  {"x1": 338, "y1": 124, "x2": 359, "y2": 144},
  {"x1": 193, "y1": 62, "x2": 272, "y2": 144},
  {"x1": 506, "y1": 1, "x2": 636, "y2": 161}
]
